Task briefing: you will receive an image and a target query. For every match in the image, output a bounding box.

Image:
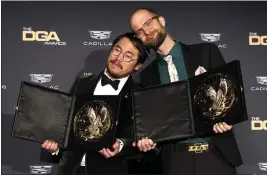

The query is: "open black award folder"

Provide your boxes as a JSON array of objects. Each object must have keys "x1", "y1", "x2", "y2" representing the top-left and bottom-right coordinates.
[
  {"x1": 12, "y1": 82, "x2": 121, "y2": 151},
  {"x1": 132, "y1": 60, "x2": 248, "y2": 143}
]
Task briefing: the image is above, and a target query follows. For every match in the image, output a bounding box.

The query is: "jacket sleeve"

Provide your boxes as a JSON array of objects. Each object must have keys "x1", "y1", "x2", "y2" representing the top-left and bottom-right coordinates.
[{"x1": 208, "y1": 43, "x2": 243, "y2": 167}]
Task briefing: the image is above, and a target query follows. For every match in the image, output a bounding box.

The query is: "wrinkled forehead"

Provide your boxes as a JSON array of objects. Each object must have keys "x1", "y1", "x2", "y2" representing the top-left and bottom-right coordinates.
[{"x1": 130, "y1": 10, "x2": 155, "y2": 32}]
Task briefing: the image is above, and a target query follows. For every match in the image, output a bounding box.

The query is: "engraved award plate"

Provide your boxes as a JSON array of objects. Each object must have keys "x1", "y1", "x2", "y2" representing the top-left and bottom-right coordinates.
[
  {"x1": 12, "y1": 81, "x2": 121, "y2": 151},
  {"x1": 132, "y1": 60, "x2": 248, "y2": 142},
  {"x1": 67, "y1": 95, "x2": 121, "y2": 151},
  {"x1": 73, "y1": 100, "x2": 113, "y2": 141},
  {"x1": 193, "y1": 73, "x2": 236, "y2": 122}
]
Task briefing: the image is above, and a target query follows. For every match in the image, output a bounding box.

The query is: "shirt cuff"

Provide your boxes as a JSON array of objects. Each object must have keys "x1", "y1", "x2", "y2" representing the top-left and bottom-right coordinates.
[
  {"x1": 51, "y1": 149, "x2": 59, "y2": 155},
  {"x1": 117, "y1": 139, "x2": 124, "y2": 152}
]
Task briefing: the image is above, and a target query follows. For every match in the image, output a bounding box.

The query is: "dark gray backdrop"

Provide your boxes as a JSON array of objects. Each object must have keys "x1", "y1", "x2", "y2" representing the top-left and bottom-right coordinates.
[{"x1": 2, "y1": 1, "x2": 267, "y2": 174}]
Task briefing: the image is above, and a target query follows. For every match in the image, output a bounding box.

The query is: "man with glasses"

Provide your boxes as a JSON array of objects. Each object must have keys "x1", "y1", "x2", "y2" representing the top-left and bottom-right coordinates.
[
  {"x1": 129, "y1": 8, "x2": 243, "y2": 175},
  {"x1": 41, "y1": 32, "x2": 149, "y2": 175}
]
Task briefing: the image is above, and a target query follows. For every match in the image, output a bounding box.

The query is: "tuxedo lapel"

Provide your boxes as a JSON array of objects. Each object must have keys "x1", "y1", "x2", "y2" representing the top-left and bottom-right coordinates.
[
  {"x1": 89, "y1": 72, "x2": 103, "y2": 95},
  {"x1": 119, "y1": 75, "x2": 138, "y2": 96},
  {"x1": 180, "y1": 42, "x2": 197, "y2": 78},
  {"x1": 180, "y1": 42, "x2": 208, "y2": 78},
  {"x1": 140, "y1": 57, "x2": 161, "y2": 87},
  {"x1": 74, "y1": 71, "x2": 103, "y2": 97},
  {"x1": 77, "y1": 71, "x2": 137, "y2": 97},
  {"x1": 151, "y1": 54, "x2": 162, "y2": 85}
]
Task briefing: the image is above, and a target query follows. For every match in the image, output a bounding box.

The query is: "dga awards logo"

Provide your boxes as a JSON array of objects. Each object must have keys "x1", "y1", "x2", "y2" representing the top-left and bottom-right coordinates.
[
  {"x1": 200, "y1": 33, "x2": 227, "y2": 48},
  {"x1": 22, "y1": 27, "x2": 66, "y2": 46},
  {"x1": 29, "y1": 165, "x2": 53, "y2": 174},
  {"x1": 251, "y1": 76, "x2": 267, "y2": 91},
  {"x1": 83, "y1": 30, "x2": 112, "y2": 46},
  {"x1": 29, "y1": 74, "x2": 59, "y2": 89},
  {"x1": 251, "y1": 117, "x2": 267, "y2": 131},
  {"x1": 249, "y1": 32, "x2": 267, "y2": 46}
]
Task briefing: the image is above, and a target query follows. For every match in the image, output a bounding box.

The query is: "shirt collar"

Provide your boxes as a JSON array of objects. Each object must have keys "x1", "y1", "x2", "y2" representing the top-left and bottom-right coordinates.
[
  {"x1": 103, "y1": 68, "x2": 129, "y2": 85},
  {"x1": 157, "y1": 41, "x2": 180, "y2": 63}
]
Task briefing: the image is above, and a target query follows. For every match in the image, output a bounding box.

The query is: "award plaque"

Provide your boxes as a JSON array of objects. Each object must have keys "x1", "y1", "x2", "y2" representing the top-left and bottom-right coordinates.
[
  {"x1": 67, "y1": 95, "x2": 120, "y2": 151},
  {"x1": 73, "y1": 100, "x2": 113, "y2": 142},
  {"x1": 132, "y1": 60, "x2": 248, "y2": 142},
  {"x1": 193, "y1": 74, "x2": 236, "y2": 122},
  {"x1": 12, "y1": 81, "x2": 121, "y2": 151}
]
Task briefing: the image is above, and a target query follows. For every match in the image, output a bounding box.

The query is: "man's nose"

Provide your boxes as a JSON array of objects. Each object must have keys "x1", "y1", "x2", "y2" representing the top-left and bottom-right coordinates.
[
  {"x1": 143, "y1": 28, "x2": 150, "y2": 35},
  {"x1": 116, "y1": 53, "x2": 124, "y2": 62}
]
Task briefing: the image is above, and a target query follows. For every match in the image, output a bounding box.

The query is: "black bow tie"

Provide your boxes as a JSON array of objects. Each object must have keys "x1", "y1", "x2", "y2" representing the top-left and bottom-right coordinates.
[{"x1": 101, "y1": 74, "x2": 120, "y2": 90}]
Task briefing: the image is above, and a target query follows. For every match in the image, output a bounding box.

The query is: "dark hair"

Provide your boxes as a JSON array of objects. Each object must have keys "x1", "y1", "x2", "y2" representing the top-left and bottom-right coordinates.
[{"x1": 111, "y1": 32, "x2": 149, "y2": 64}]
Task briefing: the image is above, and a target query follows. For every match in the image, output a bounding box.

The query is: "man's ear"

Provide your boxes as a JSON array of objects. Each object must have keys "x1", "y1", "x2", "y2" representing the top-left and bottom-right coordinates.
[
  {"x1": 158, "y1": 16, "x2": 166, "y2": 27},
  {"x1": 134, "y1": 63, "x2": 142, "y2": 71}
]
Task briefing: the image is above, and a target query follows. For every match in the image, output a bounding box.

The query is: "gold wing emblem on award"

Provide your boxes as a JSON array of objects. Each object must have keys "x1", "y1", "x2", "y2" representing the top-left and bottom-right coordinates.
[
  {"x1": 73, "y1": 100, "x2": 113, "y2": 141},
  {"x1": 194, "y1": 74, "x2": 236, "y2": 120}
]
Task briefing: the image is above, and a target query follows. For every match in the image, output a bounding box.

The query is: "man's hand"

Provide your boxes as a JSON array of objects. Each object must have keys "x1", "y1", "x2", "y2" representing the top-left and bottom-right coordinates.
[
  {"x1": 132, "y1": 137, "x2": 156, "y2": 152},
  {"x1": 99, "y1": 139, "x2": 120, "y2": 158},
  {"x1": 42, "y1": 140, "x2": 58, "y2": 153},
  {"x1": 213, "y1": 122, "x2": 232, "y2": 133}
]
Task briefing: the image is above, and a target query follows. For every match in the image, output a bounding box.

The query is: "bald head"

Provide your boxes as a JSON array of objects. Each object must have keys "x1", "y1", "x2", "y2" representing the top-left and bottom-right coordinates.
[
  {"x1": 129, "y1": 8, "x2": 167, "y2": 50},
  {"x1": 130, "y1": 9, "x2": 159, "y2": 32}
]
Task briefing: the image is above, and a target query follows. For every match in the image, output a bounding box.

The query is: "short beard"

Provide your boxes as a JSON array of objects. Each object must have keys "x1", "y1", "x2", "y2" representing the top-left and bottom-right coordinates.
[
  {"x1": 106, "y1": 66, "x2": 128, "y2": 79},
  {"x1": 145, "y1": 28, "x2": 167, "y2": 50}
]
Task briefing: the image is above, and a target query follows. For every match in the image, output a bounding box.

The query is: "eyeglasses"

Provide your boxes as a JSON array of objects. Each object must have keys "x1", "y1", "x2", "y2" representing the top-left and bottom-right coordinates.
[
  {"x1": 111, "y1": 47, "x2": 136, "y2": 62},
  {"x1": 135, "y1": 16, "x2": 159, "y2": 39}
]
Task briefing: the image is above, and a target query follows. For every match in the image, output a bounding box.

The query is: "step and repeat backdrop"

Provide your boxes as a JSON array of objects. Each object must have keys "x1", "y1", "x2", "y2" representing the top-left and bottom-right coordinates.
[{"x1": 2, "y1": 1, "x2": 267, "y2": 174}]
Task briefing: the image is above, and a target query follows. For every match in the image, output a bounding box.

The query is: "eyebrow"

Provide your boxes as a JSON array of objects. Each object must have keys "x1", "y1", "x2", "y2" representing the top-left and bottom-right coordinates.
[
  {"x1": 114, "y1": 45, "x2": 122, "y2": 49},
  {"x1": 115, "y1": 45, "x2": 135, "y2": 56},
  {"x1": 136, "y1": 28, "x2": 142, "y2": 33},
  {"x1": 126, "y1": 51, "x2": 134, "y2": 56},
  {"x1": 135, "y1": 16, "x2": 154, "y2": 32}
]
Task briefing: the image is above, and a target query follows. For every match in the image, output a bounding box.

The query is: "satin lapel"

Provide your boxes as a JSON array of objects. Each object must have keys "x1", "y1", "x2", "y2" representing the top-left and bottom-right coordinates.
[
  {"x1": 143, "y1": 57, "x2": 161, "y2": 87},
  {"x1": 119, "y1": 75, "x2": 138, "y2": 96},
  {"x1": 75, "y1": 71, "x2": 103, "y2": 97},
  {"x1": 180, "y1": 42, "x2": 199, "y2": 78}
]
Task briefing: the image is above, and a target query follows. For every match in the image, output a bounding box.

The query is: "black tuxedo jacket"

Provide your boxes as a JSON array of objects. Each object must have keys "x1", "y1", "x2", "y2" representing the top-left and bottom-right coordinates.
[
  {"x1": 40, "y1": 71, "x2": 141, "y2": 174},
  {"x1": 138, "y1": 42, "x2": 243, "y2": 168}
]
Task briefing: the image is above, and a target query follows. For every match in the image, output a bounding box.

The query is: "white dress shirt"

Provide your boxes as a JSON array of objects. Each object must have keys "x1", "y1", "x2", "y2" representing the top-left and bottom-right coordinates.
[
  {"x1": 94, "y1": 69, "x2": 129, "y2": 95},
  {"x1": 80, "y1": 70, "x2": 129, "y2": 166}
]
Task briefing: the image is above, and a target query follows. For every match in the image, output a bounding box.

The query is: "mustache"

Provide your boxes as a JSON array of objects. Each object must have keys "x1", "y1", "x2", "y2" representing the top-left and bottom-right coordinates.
[
  {"x1": 110, "y1": 60, "x2": 123, "y2": 69},
  {"x1": 146, "y1": 30, "x2": 158, "y2": 41}
]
